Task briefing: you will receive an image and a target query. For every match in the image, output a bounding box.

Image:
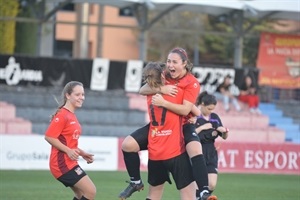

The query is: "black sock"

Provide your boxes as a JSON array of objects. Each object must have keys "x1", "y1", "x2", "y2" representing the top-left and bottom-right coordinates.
[
  {"x1": 196, "y1": 189, "x2": 200, "y2": 198},
  {"x1": 191, "y1": 154, "x2": 208, "y2": 192},
  {"x1": 146, "y1": 198, "x2": 151, "y2": 200},
  {"x1": 73, "y1": 197, "x2": 79, "y2": 200},
  {"x1": 122, "y1": 151, "x2": 141, "y2": 181},
  {"x1": 209, "y1": 189, "x2": 213, "y2": 194},
  {"x1": 80, "y1": 196, "x2": 88, "y2": 200}
]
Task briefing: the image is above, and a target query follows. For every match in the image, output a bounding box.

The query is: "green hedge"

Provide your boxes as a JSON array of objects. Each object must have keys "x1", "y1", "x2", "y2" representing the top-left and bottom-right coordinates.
[{"x1": 0, "y1": 0, "x2": 19, "y2": 54}]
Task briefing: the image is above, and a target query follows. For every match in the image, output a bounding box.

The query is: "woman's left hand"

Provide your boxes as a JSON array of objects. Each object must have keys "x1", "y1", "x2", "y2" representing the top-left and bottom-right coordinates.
[
  {"x1": 188, "y1": 116, "x2": 197, "y2": 124},
  {"x1": 82, "y1": 153, "x2": 94, "y2": 164},
  {"x1": 152, "y1": 93, "x2": 165, "y2": 107}
]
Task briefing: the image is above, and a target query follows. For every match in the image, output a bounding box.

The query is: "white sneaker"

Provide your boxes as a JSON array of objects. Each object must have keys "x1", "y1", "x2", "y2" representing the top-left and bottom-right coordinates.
[
  {"x1": 249, "y1": 108, "x2": 256, "y2": 114},
  {"x1": 255, "y1": 108, "x2": 262, "y2": 114}
]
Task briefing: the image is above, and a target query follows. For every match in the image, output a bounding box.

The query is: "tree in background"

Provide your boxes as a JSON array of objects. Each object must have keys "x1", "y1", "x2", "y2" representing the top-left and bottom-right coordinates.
[
  {"x1": 204, "y1": 15, "x2": 278, "y2": 67},
  {"x1": 15, "y1": 0, "x2": 45, "y2": 55},
  {"x1": 147, "y1": 11, "x2": 206, "y2": 63},
  {"x1": 0, "y1": 0, "x2": 19, "y2": 54},
  {"x1": 147, "y1": 11, "x2": 278, "y2": 67},
  {"x1": 271, "y1": 20, "x2": 300, "y2": 33}
]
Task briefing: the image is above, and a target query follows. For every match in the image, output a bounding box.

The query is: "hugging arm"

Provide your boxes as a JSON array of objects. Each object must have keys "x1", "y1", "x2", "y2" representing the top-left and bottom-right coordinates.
[{"x1": 140, "y1": 83, "x2": 194, "y2": 116}]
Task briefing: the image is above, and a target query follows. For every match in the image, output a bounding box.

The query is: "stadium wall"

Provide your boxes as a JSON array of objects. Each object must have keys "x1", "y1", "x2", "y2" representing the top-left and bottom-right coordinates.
[
  {"x1": 0, "y1": 54, "x2": 258, "y2": 94},
  {"x1": 0, "y1": 135, "x2": 299, "y2": 175}
]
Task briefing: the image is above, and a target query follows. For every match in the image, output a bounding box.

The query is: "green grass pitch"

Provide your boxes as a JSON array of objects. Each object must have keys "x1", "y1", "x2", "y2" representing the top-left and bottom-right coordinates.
[{"x1": 0, "y1": 170, "x2": 299, "y2": 200}]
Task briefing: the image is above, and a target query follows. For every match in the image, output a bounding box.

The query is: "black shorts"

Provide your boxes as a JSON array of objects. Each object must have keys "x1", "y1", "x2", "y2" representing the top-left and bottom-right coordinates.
[
  {"x1": 131, "y1": 123, "x2": 200, "y2": 151},
  {"x1": 130, "y1": 123, "x2": 149, "y2": 150},
  {"x1": 148, "y1": 152, "x2": 194, "y2": 190},
  {"x1": 183, "y1": 123, "x2": 200, "y2": 145},
  {"x1": 57, "y1": 165, "x2": 87, "y2": 187},
  {"x1": 202, "y1": 143, "x2": 218, "y2": 174}
]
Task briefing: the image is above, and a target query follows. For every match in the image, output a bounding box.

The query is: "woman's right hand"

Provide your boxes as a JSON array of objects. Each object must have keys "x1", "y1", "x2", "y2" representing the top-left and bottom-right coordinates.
[
  {"x1": 161, "y1": 85, "x2": 178, "y2": 97},
  {"x1": 67, "y1": 149, "x2": 80, "y2": 160}
]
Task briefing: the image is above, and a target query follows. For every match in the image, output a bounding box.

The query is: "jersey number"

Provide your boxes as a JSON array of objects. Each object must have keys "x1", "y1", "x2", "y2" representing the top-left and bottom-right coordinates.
[{"x1": 149, "y1": 104, "x2": 167, "y2": 126}]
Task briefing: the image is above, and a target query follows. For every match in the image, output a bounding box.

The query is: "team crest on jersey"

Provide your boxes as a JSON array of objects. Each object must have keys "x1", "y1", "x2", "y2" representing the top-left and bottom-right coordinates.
[
  {"x1": 73, "y1": 130, "x2": 80, "y2": 139},
  {"x1": 193, "y1": 83, "x2": 198, "y2": 88},
  {"x1": 54, "y1": 117, "x2": 59, "y2": 122},
  {"x1": 74, "y1": 167, "x2": 83, "y2": 175},
  {"x1": 151, "y1": 128, "x2": 158, "y2": 137}
]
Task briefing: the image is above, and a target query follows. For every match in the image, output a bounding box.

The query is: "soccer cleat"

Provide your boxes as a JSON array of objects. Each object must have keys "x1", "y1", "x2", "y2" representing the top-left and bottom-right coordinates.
[
  {"x1": 118, "y1": 180, "x2": 144, "y2": 199},
  {"x1": 201, "y1": 192, "x2": 218, "y2": 200}
]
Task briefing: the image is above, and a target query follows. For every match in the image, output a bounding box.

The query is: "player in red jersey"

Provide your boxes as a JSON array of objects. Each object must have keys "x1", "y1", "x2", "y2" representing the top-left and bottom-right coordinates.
[
  {"x1": 119, "y1": 48, "x2": 217, "y2": 200},
  {"x1": 45, "y1": 81, "x2": 96, "y2": 200},
  {"x1": 143, "y1": 62, "x2": 195, "y2": 199}
]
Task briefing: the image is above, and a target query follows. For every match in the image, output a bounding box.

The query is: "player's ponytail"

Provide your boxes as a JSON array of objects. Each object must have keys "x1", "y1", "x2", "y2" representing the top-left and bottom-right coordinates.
[{"x1": 142, "y1": 62, "x2": 164, "y2": 89}]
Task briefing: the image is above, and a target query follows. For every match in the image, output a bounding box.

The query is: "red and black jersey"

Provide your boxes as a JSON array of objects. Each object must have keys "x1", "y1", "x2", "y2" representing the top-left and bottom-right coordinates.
[
  {"x1": 166, "y1": 73, "x2": 200, "y2": 123},
  {"x1": 45, "y1": 108, "x2": 81, "y2": 178},
  {"x1": 147, "y1": 87, "x2": 185, "y2": 160}
]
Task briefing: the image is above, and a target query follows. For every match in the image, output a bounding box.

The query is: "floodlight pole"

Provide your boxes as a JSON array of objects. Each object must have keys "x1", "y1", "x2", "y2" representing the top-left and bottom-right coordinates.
[
  {"x1": 134, "y1": 3, "x2": 181, "y2": 61},
  {"x1": 134, "y1": 4, "x2": 148, "y2": 61},
  {"x1": 233, "y1": 10, "x2": 244, "y2": 69},
  {"x1": 139, "y1": 30, "x2": 147, "y2": 61},
  {"x1": 234, "y1": 36, "x2": 243, "y2": 69}
]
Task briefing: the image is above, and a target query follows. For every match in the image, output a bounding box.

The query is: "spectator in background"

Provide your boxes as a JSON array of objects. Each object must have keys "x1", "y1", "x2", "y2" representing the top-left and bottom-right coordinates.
[
  {"x1": 238, "y1": 75, "x2": 261, "y2": 114},
  {"x1": 214, "y1": 75, "x2": 241, "y2": 112}
]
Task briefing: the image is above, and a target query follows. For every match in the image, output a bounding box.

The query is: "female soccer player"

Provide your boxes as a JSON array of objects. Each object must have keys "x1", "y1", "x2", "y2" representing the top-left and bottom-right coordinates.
[
  {"x1": 119, "y1": 47, "x2": 216, "y2": 200},
  {"x1": 195, "y1": 91, "x2": 229, "y2": 197},
  {"x1": 143, "y1": 62, "x2": 195, "y2": 199},
  {"x1": 45, "y1": 81, "x2": 96, "y2": 200}
]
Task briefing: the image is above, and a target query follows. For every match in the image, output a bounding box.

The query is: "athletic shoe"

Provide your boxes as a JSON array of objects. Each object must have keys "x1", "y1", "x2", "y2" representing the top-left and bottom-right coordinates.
[
  {"x1": 118, "y1": 180, "x2": 144, "y2": 199},
  {"x1": 255, "y1": 108, "x2": 262, "y2": 115},
  {"x1": 201, "y1": 192, "x2": 218, "y2": 200},
  {"x1": 249, "y1": 108, "x2": 256, "y2": 114}
]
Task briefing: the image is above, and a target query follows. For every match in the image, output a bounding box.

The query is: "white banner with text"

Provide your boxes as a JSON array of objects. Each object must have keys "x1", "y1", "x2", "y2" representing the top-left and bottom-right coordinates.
[
  {"x1": 0, "y1": 135, "x2": 118, "y2": 171},
  {"x1": 1, "y1": 135, "x2": 299, "y2": 175}
]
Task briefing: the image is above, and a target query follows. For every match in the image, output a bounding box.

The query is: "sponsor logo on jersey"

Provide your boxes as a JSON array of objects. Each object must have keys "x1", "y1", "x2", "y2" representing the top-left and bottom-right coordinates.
[{"x1": 151, "y1": 128, "x2": 172, "y2": 137}]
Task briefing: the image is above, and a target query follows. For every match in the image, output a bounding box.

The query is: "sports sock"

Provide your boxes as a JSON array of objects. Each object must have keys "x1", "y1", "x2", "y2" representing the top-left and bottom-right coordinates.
[
  {"x1": 80, "y1": 196, "x2": 88, "y2": 200},
  {"x1": 73, "y1": 197, "x2": 79, "y2": 200},
  {"x1": 196, "y1": 189, "x2": 200, "y2": 198},
  {"x1": 200, "y1": 187, "x2": 210, "y2": 198},
  {"x1": 191, "y1": 154, "x2": 209, "y2": 193},
  {"x1": 122, "y1": 151, "x2": 141, "y2": 181},
  {"x1": 209, "y1": 189, "x2": 213, "y2": 194},
  {"x1": 131, "y1": 180, "x2": 141, "y2": 184}
]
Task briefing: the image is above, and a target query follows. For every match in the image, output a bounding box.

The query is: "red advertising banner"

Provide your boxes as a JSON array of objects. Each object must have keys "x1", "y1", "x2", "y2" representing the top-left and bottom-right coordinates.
[
  {"x1": 257, "y1": 32, "x2": 300, "y2": 89},
  {"x1": 215, "y1": 141, "x2": 300, "y2": 175},
  {"x1": 118, "y1": 139, "x2": 300, "y2": 175}
]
